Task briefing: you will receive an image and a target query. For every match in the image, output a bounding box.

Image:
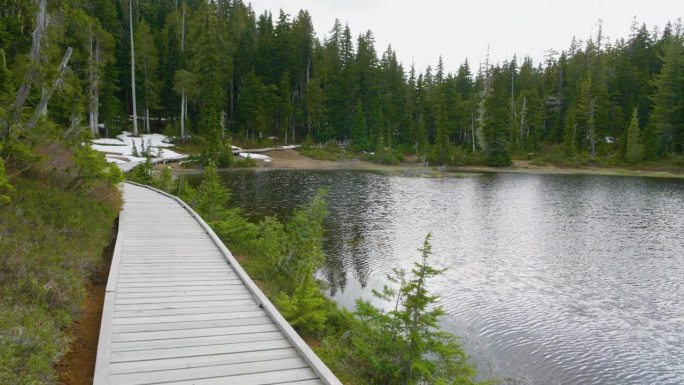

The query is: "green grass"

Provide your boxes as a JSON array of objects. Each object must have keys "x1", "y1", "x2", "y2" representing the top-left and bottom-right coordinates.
[
  {"x1": 0, "y1": 142, "x2": 121, "y2": 383},
  {"x1": 298, "y1": 144, "x2": 357, "y2": 161}
]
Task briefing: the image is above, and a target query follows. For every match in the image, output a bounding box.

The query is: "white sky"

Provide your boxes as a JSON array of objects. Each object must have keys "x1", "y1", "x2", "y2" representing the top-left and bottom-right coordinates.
[{"x1": 247, "y1": 0, "x2": 681, "y2": 73}]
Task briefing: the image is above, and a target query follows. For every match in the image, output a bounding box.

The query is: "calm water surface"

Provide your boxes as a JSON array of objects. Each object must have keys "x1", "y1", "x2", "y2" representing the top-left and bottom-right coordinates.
[{"x1": 189, "y1": 170, "x2": 684, "y2": 385}]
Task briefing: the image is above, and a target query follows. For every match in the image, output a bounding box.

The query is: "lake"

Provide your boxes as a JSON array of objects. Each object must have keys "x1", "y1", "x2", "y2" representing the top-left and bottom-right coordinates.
[{"x1": 187, "y1": 169, "x2": 684, "y2": 385}]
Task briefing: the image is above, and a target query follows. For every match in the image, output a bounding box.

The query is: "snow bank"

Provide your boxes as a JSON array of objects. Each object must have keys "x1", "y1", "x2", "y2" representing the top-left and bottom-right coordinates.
[
  {"x1": 90, "y1": 131, "x2": 188, "y2": 171},
  {"x1": 239, "y1": 152, "x2": 272, "y2": 163}
]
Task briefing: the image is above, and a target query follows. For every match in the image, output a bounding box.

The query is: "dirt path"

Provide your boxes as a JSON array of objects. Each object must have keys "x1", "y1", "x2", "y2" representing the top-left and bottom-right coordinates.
[{"x1": 56, "y1": 220, "x2": 117, "y2": 385}]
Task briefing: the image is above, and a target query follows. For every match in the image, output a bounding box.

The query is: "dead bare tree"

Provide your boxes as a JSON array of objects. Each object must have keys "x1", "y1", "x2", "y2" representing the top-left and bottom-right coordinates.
[
  {"x1": 88, "y1": 25, "x2": 102, "y2": 138},
  {"x1": 129, "y1": 0, "x2": 139, "y2": 135},
  {"x1": 180, "y1": 1, "x2": 187, "y2": 139},
  {"x1": 3, "y1": 0, "x2": 48, "y2": 138},
  {"x1": 27, "y1": 47, "x2": 73, "y2": 130}
]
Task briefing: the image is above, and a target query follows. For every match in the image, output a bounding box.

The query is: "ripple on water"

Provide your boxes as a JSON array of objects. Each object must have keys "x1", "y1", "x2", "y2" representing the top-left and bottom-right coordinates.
[{"x1": 206, "y1": 170, "x2": 684, "y2": 385}]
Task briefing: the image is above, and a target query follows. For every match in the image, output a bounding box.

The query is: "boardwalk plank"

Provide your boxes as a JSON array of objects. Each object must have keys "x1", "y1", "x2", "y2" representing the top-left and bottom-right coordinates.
[
  {"x1": 115, "y1": 293, "x2": 252, "y2": 305},
  {"x1": 109, "y1": 357, "x2": 308, "y2": 385},
  {"x1": 94, "y1": 183, "x2": 340, "y2": 385},
  {"x1": 110, "y1": 339, "x2": 293, "y2": 362},
  {"x1": 114, "y1": 299, "x2": 257, "y2": 311},
  {"x1": 116, "y1": 288, "x2": 248, "y2": 299},
  {"x1": 114, "y1": 304, "x2": 260, "y2": 318},
  {"x1": 109, "y1": 348, "x2": 299, "y2": 375},
  {"x1": 112, "y1": 316, "x2": 273, "y2": 333},
  {"x1": 111, "y1": 323, "x2": 278, "y2": 342},
  {"x1": 111, "y1": 330, "x2": 285, "y2": 351},
  {"x1": 112, "y1": 310, "x2": 266, "y2": 325},
  {"x1": 160, "y1": 368, "x2": 319, "y2": 385}
]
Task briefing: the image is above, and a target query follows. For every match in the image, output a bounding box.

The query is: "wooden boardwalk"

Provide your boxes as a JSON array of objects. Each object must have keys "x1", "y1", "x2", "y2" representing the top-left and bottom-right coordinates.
[{"x1": 94, "y1": 182, "x2": 341, "y2": 385}]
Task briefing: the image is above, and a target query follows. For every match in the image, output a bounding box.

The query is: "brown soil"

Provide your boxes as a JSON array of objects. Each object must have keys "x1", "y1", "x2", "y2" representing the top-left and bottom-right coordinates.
[
  {"x1": 267, "y1": 149, "x2": 421, "y2": 172},
  {"x1": 56, "y1": 219, "x2": 117, "y2": 385},
  {"x1": 167, "y1": 149, "x2": 684, "y2": 179}
]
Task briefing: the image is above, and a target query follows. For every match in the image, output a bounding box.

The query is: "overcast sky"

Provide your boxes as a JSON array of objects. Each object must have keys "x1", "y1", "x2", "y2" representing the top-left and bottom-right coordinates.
[{"x1": 247, "y1": 0, "x2": 681, "y2": 72}]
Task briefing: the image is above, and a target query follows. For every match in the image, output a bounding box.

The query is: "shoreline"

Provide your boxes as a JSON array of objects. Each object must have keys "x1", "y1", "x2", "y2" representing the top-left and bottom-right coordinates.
[{"x1": 167, "y1": 149, "x2": 684, "y2": 179}]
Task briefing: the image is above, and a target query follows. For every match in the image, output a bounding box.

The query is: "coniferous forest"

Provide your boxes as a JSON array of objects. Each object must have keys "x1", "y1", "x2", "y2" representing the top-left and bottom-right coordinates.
[
  {"x1": 1, "y1": 1, "x2": 684, "y2": 384},
  {"x1": 2, "y1": 1, "x2": 684, "y2": 167}
]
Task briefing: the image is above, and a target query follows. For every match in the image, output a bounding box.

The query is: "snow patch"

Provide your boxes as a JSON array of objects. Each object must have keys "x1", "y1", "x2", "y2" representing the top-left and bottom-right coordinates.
[
  {"x1": 239, "y1": 152, "x2": 272, "y2": 162},
  {"x1": 90, "y1": 131, "x2": 188, "y2": 171}
]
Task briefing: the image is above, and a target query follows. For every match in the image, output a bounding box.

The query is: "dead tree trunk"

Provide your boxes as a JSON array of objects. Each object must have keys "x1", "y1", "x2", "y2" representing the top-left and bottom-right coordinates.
[
  {"x1": 4, "y1": 0, "x2": 47, "y2": 137},
  {"x1": 27, "y1": 47, "x2": 73, "y2": 130},
  {"x1": 89, "y1": 30, "x2": 101, "y2": 138},
  {"x1": 179, "y1": 1, "x2": 187, "y2": 139},
  {"x1": 520, "y1": 95, "x2": 527, "y2": 142},
  {"x1": 129, "y1": 0, "x2": 139, "y2": 135},
  {"x1": 145, "y1": 108, "x2": 150, "y2": 134}
]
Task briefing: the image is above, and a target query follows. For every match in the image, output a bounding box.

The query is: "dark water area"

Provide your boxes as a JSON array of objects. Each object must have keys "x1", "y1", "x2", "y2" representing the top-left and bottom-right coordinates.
[{"x1": 186, "y1": 169, "x2": 684, "y2": 385}]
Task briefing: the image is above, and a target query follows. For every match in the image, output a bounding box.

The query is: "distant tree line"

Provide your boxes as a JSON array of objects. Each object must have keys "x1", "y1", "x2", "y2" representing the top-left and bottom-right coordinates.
[{"x1": 2, "y1": 1, "x2": 683, "y2": 166}]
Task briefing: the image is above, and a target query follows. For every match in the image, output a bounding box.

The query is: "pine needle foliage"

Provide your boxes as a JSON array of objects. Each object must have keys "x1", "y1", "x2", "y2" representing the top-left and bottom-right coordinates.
[{"x1": 339, "y1": 233, "x2": 477, "y2": 385}]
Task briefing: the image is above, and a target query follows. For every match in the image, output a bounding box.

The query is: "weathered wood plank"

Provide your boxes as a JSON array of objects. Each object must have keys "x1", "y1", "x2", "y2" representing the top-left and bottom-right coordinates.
[
  {"x1": 109, "y1": 348, "x2": 299, "y2": 375},
  {"x1": 159, "y1": 367, "x2": 319, "y2": 385},
  {"x1": 114, "y1": 304, "x2": 260, "y2": 318},
  {"x1": 109, "y1": 357, "x2": 308, "y2": 385},
  {"x1": 116, "y1": 288, "x2": 247, "y2": 299},
  {"x1": 112, "y1": 310, "x2": 266, "y2": 325},
  {"x1": 112, "y1": 316, "x2": 273, "y2": 334},
  {"x1": 112, "y1": 323, "x2": 278, "y2": 342},
  {"x1": 111, "y1": 330, "x2": 285, "y2": 351},
  {"x1": 110, "y1": 339, "x2": 293, "y2": 362},
  {"x1": 116, "y1": 276, "x2": 238, "y2": 284},
  {"x1": 116, "y1": 284, "x2": 242, "y2": 293},
  {"x1": 115, "y1": 293, "x2": 252, "y2": 305},
  {"x1": 114, "y1": 299, "x2": 256, "y2": 312},
  {"x1": 118, "y1": 279, "x2": 241, "y2": 288},
  {"x1": 279, "y1": 380, "x2": 325, "y2": 385}
]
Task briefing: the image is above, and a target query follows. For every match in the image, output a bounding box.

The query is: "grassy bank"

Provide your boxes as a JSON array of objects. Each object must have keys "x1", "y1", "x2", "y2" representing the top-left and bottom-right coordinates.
[{"x1": 0, "y1": 135, "x2": 122, "y2": 383}]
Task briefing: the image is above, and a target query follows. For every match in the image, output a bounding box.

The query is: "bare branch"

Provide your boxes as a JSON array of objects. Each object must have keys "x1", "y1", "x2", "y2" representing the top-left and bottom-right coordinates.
[{"x1": 27, "y1": 47, "x2": 73, "y2": 130}]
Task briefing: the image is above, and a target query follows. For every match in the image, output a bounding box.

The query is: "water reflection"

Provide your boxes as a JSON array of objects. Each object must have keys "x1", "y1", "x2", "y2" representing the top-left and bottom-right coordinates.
[{"x1": 188, "y1": 170, "x2": 684, "y2": 385}]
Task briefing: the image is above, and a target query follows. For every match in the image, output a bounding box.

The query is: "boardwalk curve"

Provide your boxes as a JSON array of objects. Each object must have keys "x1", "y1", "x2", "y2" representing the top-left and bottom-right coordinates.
[{"x1": 94, "y1": 182, "x2": 341, "y2": 385}]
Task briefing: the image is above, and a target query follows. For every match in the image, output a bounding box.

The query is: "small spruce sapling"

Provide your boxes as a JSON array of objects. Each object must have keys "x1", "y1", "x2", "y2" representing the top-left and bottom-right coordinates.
[
  {"x1": 276, "y1": 263, "x2": 330, "y2": 337},
  {"x1": 194, "y1": 161, "x2": 231, "y2": 221},
  {"x1": 351, "y1": 233, "x2": 476, "y2": 385}
]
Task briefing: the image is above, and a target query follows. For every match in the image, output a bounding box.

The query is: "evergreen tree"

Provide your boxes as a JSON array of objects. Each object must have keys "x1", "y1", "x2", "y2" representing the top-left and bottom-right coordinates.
[
  {"x1": 481, "y1": 67, "x2": 512, "y2": 166},
  {"x1": 576, "y1": 76, "x2": 598, "y2": 158},
  {"x1": 276, "y1": 263, "x2": 329, "y2": 337},
  {"x1": 352, "y1": 100, "x2": 368, "y2": 149},
  {"x1": 351, "y1": 234, "x2": 476, "y2": 385},
  {"x1": 194, "y1": 161, "x2": 231, "y2": 222},
  {"x1": 647, "y1": 36, "x2": 684, "y2": 157},
  {"x1": 284, "y1": 189, "x2": 328, "y2": 286},
  {"x1": 305, "y1": 76, "x2": 326, "y2": 139},
  {"x1": 625, "y1": 108, "x2": 643, "y2": 162},
  {"x1": 135, "y1": 21, "x2": 159, "y2": 134}
]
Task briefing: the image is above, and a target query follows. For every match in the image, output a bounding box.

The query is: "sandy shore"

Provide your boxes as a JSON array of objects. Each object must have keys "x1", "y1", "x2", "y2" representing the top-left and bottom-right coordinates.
[
  {"x1": 165, "y1": 149, "x2": 684, "y2": 179},
  {"x1": 456, "y1": 160, "x2": 684, "y2": 179},
  {"x1": 266, "y1": 149, "x2": 420, "y2": 171},
  {"x1": 267, "y1": 151, "x2": 684, "y2": 179}
]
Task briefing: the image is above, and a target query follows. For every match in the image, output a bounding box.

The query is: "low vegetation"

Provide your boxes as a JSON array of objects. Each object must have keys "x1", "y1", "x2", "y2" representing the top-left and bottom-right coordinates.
[
  {"x1": 127, "y1": 162, "x2": 481, "y2": 385},
  {"x1": 299, "y1": 142, "x2": 358, "y2": 161},
  {"x1": 0, "y1": 128, "x2": 122, "y2": 383}
]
